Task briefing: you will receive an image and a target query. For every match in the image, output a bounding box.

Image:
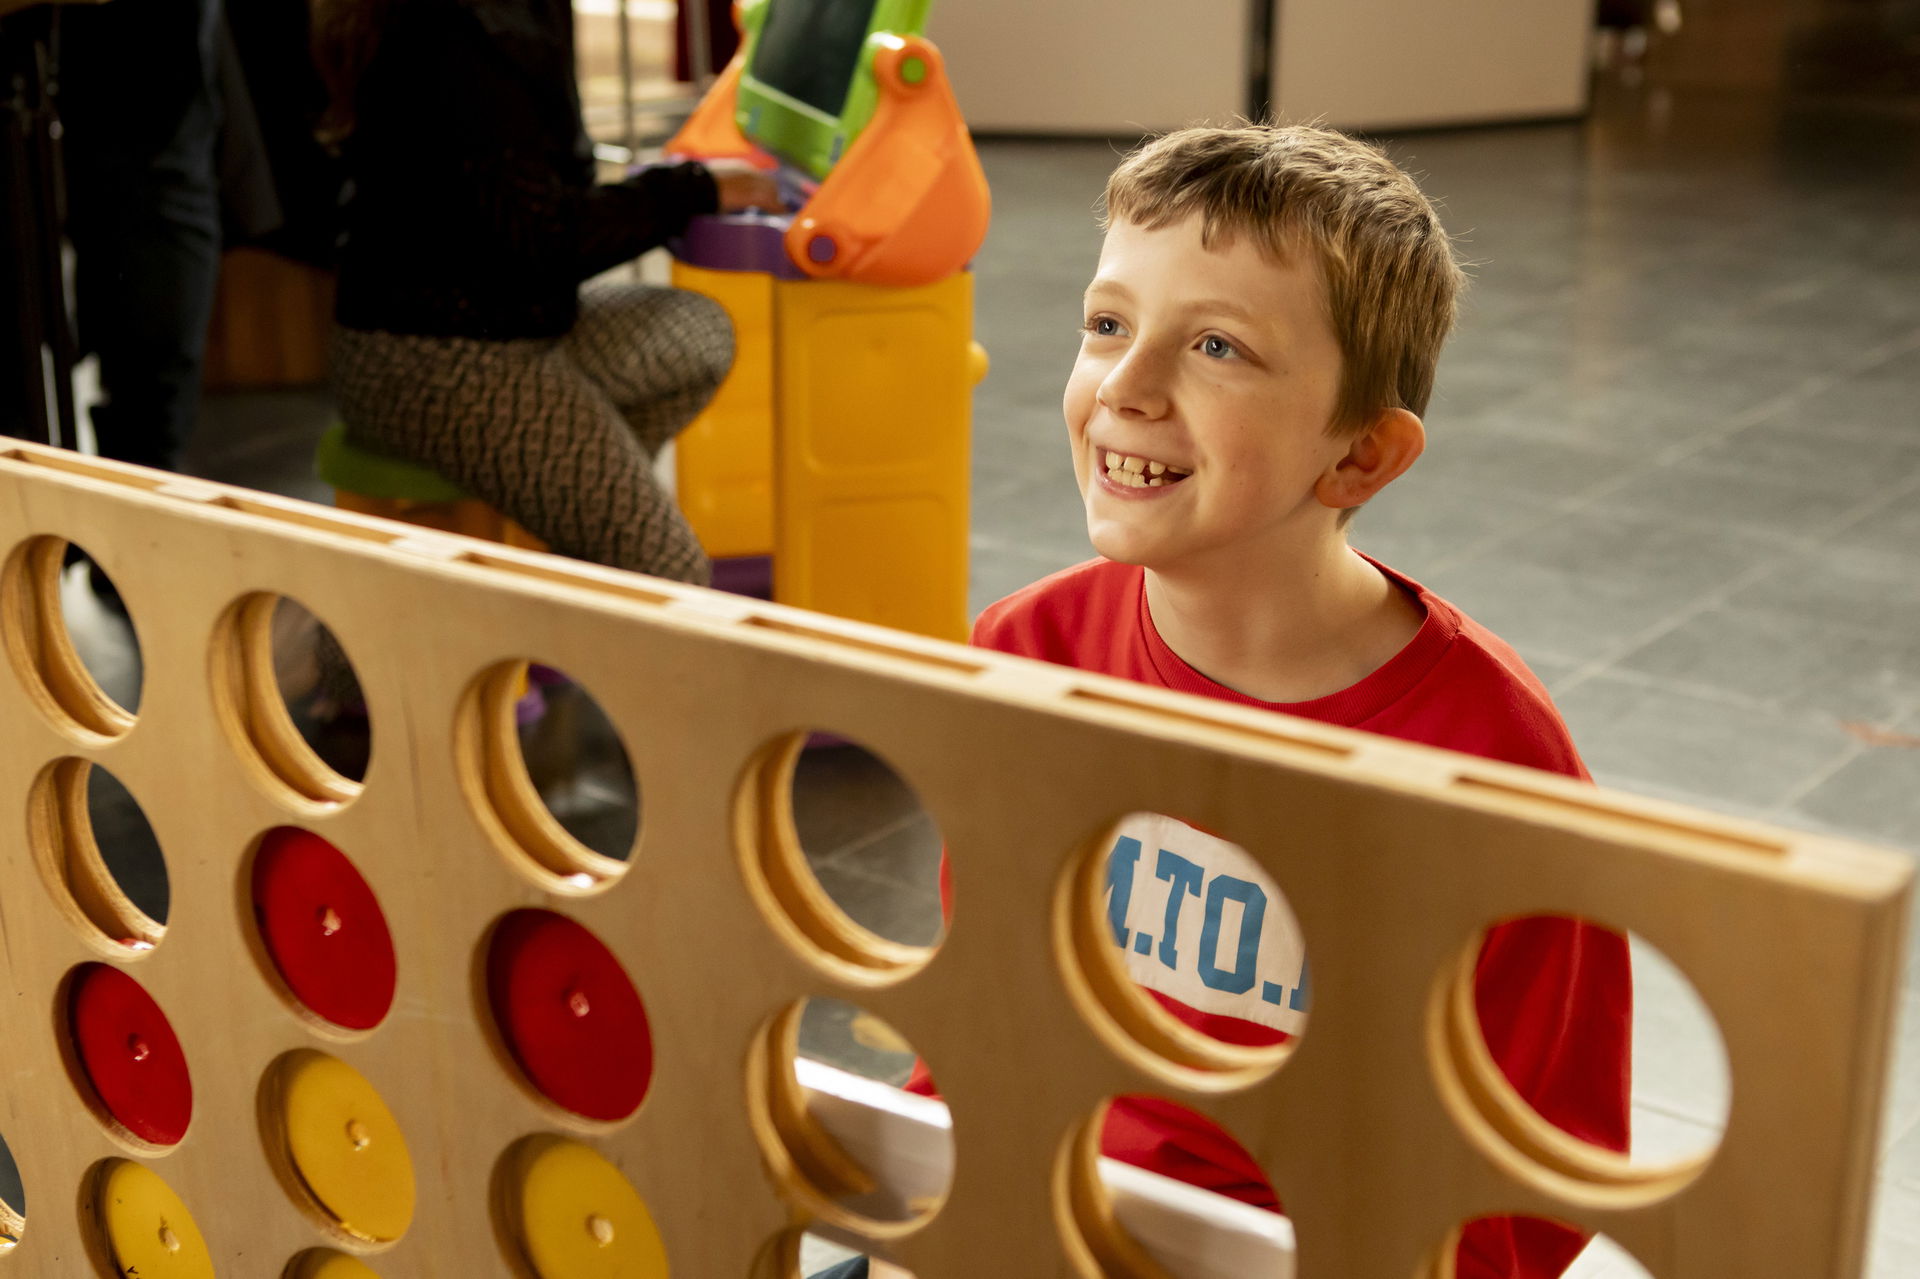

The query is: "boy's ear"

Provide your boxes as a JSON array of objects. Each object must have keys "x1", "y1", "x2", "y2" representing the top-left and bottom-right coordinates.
[{"x1": 1315, "y1": 408, "x2": 1425, "y2": 510}]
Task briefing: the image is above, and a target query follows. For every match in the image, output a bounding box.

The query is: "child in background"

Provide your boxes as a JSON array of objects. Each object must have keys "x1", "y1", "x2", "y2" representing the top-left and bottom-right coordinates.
[{"x1": 312, "y1": 0, "x2": 779, "y2": 583}]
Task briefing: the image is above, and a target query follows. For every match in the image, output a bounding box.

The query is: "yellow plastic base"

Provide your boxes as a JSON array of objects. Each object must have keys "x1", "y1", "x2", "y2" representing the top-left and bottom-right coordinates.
[
  {"x1": 673, "y1": 265, "x2": 979, "y2": 641},
  {"x1": 774, "y1": 271, "x2": 975, "y2": 640},
  {"x1": 670, "y1": 262, "x2": 777, "y2": 559}
]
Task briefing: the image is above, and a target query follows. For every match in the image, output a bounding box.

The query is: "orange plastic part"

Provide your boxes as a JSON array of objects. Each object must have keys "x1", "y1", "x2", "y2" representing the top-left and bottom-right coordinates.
[
  {"x1": 662, "y1": 11, "x2": 778, "y2": 171},
  {"x1": 784, "y1": 34, "x2": 990, "y2": 288}
]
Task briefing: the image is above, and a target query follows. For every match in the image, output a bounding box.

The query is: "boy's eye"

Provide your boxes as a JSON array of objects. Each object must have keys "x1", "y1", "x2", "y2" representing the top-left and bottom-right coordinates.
[
  {"x1": 1200, "y1": 335, "x2": 1238, "y2": 360},
  {"x1": 1084, "y1": 315, "x2": 1123, "y2": 337}
]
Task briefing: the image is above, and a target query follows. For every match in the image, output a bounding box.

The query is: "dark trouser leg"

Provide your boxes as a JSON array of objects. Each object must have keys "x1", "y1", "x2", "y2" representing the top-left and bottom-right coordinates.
[
  {"x1": 2, "y1": 9, "x2": 61, "y2": 443},
  {"x1": 330, "y1": 325, "x2": 712, "y2": 585},
  {"x1": 562, "y1": 279, "x2": 735, "y2": 459},
  {"x1": 58, "y1": 0, "x2": 223, "y2": 472}
]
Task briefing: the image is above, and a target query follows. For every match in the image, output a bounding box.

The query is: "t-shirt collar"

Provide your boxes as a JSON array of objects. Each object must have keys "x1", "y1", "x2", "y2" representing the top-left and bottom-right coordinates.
[{"x1": 1133, "y1": 552, "x2": 1461, "y2": 727}]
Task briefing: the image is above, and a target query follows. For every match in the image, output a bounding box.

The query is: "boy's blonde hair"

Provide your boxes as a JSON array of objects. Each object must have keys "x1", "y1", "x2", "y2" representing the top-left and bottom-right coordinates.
[{"x1": 1103, "y1": 123, "x2": 1464, "y2": 433}]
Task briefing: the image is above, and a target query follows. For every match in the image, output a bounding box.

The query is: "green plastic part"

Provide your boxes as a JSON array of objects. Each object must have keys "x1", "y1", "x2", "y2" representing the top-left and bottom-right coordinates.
[
  {"x1": 733, "y1": 0, "x2": 934, "y2": 182},
  {"x1": 314, "y1": 423, "x2": 472, "y2": 503},
  {"x1": 900, "y1": 56, "x2": 926, "y2": 84}
]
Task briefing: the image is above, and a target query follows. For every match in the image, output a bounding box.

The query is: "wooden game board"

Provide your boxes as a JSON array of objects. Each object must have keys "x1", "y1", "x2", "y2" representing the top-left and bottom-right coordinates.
[{"x1": 0, "y1": 440, "x2": 1909, "y2": 1277}]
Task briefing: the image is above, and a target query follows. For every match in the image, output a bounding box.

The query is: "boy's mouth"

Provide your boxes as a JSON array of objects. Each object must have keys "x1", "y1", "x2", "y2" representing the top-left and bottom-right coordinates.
[{"x1": 1101, "y1": 450, "x2": 1193, "y2": 489}]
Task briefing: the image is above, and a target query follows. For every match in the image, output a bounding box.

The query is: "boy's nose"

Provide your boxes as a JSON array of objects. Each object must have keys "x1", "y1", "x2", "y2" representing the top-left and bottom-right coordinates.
[{"x1": 1097, "y1": 346, "x2": 1172, "y2": 419}]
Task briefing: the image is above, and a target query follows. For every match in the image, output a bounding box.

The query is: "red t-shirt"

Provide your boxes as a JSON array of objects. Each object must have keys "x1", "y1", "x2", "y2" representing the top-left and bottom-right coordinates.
[{"x1": 919, "y1": 556, "x2": 1630, "y2": 1278}]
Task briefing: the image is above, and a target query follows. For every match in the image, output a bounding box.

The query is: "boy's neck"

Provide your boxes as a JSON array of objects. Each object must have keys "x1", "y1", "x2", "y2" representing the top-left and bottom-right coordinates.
[{"x1": 1141, "y1": 536, "x2": 1425, "y2": 704}]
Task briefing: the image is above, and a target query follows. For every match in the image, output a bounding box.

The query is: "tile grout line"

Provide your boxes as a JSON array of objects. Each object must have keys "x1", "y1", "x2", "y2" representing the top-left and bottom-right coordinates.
[
  {"x1": 809, "y1": 809, "x2": 936, "y2": 876},
  {"x1": 1547, "y1": 465, "x2": 1920, "y2": 709},
  {"x1": 1423, "y1": 326, "x2": 1920, "y2": 580},
  {"x1": 1573, "y1": 656, "x2": 1910, "y2": 727}
]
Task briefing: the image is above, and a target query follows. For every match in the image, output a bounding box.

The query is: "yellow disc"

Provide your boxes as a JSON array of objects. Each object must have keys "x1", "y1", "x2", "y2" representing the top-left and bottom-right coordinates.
[
  {"x1": 276, "y1": 1052, "x2": 415, "y2": 1242},
  {"x1": 285, "y1": 1250, "x2": 384, "y2": 1279},
  {"x1": 509, "y1": 1137, "x2": 669, "y2": 1278},
  {"x1": 96, "y1": 1160, "x2": 216, "y2": 1278}
]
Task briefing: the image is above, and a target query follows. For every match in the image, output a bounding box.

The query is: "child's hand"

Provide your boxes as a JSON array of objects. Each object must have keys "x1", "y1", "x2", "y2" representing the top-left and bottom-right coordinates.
[{"x1": 707, "y1": 158, "x2": 783, "y2": 213}]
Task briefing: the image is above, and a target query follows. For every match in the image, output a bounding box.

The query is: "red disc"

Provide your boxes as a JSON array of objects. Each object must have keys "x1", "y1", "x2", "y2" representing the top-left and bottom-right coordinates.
[
  {"x1": 487, "y1": 910, "x2": 653, "y2": 1121},
  {"x1": 68, "y1": 964, "x2": 193, "y2": 1146},
  {"x1": 252, "y1": 827, "x2": 397, "y2": 1030}
]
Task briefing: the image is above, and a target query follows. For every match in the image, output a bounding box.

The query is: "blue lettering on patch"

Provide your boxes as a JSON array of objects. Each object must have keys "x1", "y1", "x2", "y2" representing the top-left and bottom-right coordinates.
[
  {"x1": 1154, "y1": 849, "x2": 1204, "y2": 970},
  {"x1": 1198, "y1": 874, "x2": 1265, "y2": 994},
  {"x1": 1101, "y1": 838, "x2": 1310, "y2": 1019},
  {"x1": 1103, "y1": 836, "x2": 1142, "y2": 948}
]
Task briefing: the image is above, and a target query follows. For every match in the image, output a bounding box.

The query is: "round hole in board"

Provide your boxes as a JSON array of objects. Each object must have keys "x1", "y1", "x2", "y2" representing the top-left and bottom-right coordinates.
[
  {"x1": 1053, "y1": 811, "x2": 1303, "y2": 1091},
  {"x1": 1421, "y1": 1216, "x2": 1656, "y2": 1278},
  {"x1": 0, "y1": 1128, "x2": 24, "y2": 1252},
  {"x1": 482, "y1": 909, "x2": 653, "y2": 1126},
  {"x1": 0, "y1": 535, "x2": 142, "y2": 739},
  {"x1": 789, "y1": 1234, "x2": 920, "y2": 1279},
  {"x1": 455, "y1": 660, "x2": 637, "y2": 894},
  {"x1": 27, "y1": 758, "x2": 169, "y2": 953},
  {"x1": 737, "y1": 732, "x2": 943, "y2": 986},
  {"x1": 746, "y1": 998, "x2": 953, "y2": 1238},
  {"x1": 494, "y1": 1135, "x2": 669, "y2": 1279},
  {"x1": 1426, "y1": 914, "x2": 1729, "y2": 1210},
  {"x1": 247, "y1": 827, "x2": 398, "y2": 1035},
  {"x1": 210, "y1": 593, "x2": 370, "y2": 811},
  {"x1": 1053, "y1": 1094, "x2": 1290, "y2": 1279}
]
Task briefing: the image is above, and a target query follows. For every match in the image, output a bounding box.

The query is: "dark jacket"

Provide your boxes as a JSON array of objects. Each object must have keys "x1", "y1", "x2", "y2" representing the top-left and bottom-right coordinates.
[{"x1": 335, "y1": 0, "x2": 717, "y2": 339}]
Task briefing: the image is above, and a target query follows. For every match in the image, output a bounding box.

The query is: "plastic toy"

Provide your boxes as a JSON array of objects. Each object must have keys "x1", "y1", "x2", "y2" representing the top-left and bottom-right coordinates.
[
  {"x1": 0, "y1": 441, "x2": 1910, "y2": 1277},
  {"x1": 668, "y1": 0, "x2": 990, "y2": 641}
]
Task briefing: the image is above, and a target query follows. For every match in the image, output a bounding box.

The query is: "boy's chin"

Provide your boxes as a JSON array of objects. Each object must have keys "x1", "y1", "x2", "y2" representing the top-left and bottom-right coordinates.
[{"x1": 1084, "y1": 521, "x2": 1161, "y2": 569}]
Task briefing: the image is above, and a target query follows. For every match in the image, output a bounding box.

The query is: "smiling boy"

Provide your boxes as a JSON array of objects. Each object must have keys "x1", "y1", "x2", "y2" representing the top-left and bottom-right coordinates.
[{"x1": 968, "y1": 125, "x2": 1632, "y2": 1278}]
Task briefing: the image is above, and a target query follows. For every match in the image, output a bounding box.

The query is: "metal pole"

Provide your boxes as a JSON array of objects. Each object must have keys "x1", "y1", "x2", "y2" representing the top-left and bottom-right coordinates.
[
  {"x1": 616, "y1": 0, "x2": 636, "y2": 161},
  {"x1": 1247, "y1": 0, "x2": 1276, "y2": 123},
  {"x1": 5, "y1": 60, "x2": 54, "y2": 443},
  {"x1": 686, "y1": 0, "x2": 712, "y2": 90}
]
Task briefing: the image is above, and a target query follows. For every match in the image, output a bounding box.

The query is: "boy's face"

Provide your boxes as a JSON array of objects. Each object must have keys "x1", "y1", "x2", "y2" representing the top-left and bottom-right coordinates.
[{"x1": 1065, "y1": 214, "x2": 1351, "y2": 574}]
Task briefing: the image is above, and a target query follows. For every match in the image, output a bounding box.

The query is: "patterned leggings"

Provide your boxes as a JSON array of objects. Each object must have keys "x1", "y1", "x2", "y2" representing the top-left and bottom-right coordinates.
[{"x1": 330, "y1": 280, "x2": 731, "y2": 584}]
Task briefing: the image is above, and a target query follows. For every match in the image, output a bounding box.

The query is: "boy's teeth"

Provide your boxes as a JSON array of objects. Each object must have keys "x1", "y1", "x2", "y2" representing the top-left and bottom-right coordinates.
[
  {"x1": 1100, "y1": 450, "x2": 1189, "y2": 482},
  {"x1": 1113, "y1": 447, "x2": 1182, "y2": 487}
]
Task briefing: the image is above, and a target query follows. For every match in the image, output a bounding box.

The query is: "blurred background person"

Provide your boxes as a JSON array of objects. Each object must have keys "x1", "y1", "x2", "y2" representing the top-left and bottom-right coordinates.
[
  {"x1": 57, "y1": 0, "x2": 225, "y2": 473},
  {"x1": 312, "y1": 0, "x2": 777, "y2": 584}
]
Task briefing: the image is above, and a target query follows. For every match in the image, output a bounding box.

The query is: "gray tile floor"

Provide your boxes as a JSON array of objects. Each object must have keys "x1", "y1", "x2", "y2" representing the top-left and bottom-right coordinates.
[{"x1": 25, "y1": 78, "x2": 1918, "y2": 1276}]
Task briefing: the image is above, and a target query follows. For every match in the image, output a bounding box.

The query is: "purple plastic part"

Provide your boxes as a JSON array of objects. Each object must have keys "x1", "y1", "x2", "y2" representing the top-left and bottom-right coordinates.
[
  {"x1": 513, "y1": 684, "x2": 548, "y2": 728},
  {"x1": 807, "y1": 233, "x2": 837, "y2": 264},
  {"x1": 672, "y1": 212, "x2": 810, "y2": 278},
  {"x1": 527, "y1": 663, "x2": 569, "y2": 688},
  {"x1": 709, "y1": 555, "x2": 775, "y2": 601}
]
